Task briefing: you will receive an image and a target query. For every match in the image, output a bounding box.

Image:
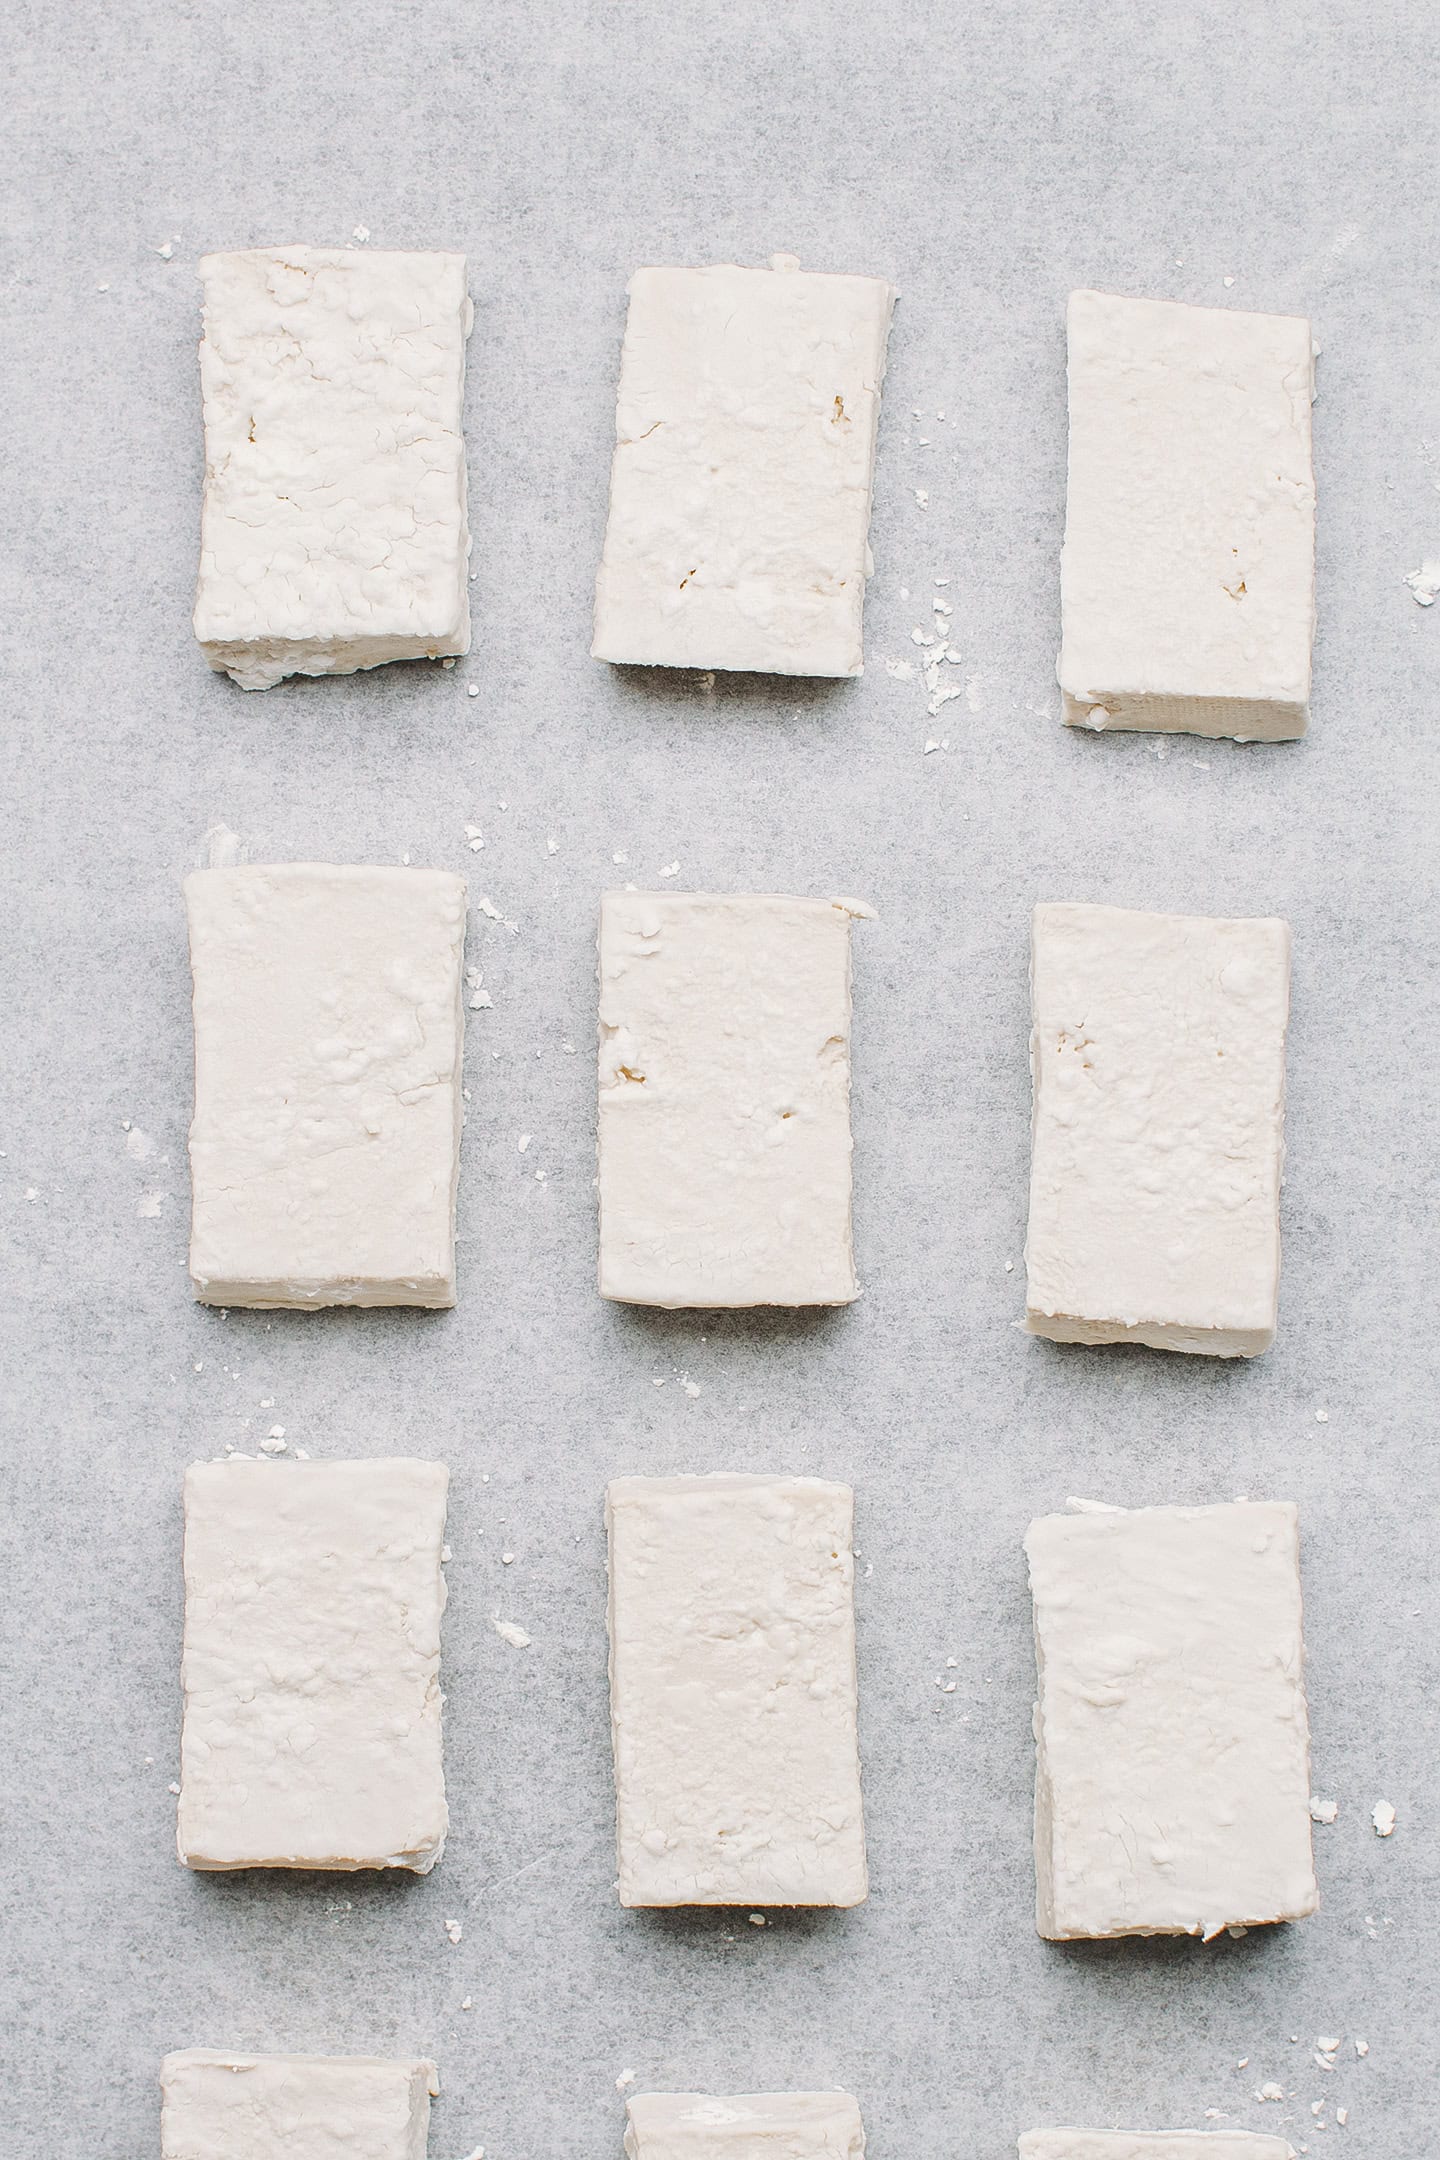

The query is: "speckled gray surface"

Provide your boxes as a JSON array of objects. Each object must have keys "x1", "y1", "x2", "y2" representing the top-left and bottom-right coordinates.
[{"x1": 3, "y1": 3, "x2": 1438, "y2": 2156}]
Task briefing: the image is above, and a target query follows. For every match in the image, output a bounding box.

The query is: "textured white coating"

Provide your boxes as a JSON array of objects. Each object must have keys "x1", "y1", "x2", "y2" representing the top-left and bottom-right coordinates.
[
  {"x1": 625, "y1": 2091, "x2": 866, "y2": 2158},
  {"x1": 194, "y1": 247, "x2": 472, "y2": 689},
  {"x1": 607, "y1": 1475, "x2": 867, "y2": 1908},
  {"x1": 185, "y1": 863, "x2": 467, "y2": 1309},
  {"x1": 593, "y1": 260, "x2": 894, "y2": 675},
  {"x1": 177, "y1": 1459, "x2": 448, "y2": 1872},
  {"x1": 1019, "y1": 2135, "x2": 1293, "y2": 2159},
  {"x1": 1060, "y1": 289, "x2": 1315, "y2": 740},
  {"x1": 160, "y1": 2050, "x2": 438, "y2": 2160},
  {"x1": 1024, "y1": 901, "x2": 1290, "y2": 1356},
  {"x1": 597, "y1": 890, "x2": 867, "y2": 1307},
  {"x1": 1025, "y1": 1500, "x2": 1317, "y2": 1941}
]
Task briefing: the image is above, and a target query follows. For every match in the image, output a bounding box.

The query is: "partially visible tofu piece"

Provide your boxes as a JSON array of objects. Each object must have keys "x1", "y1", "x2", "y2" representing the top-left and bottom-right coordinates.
[
  {"x1": 625, "y1": 2092, "x2": 866, "y2": 2158},
  {"x1": 194, "y1": 247, "x2": 472, "y2": 690},
  {"x1": 178, "y1": 1459, "x2": 448, "y2": 1872},
  {"x1": 1060, "y1": 290, "x2": 1315, "y2": 740},
  {"x1": 598, "y1": 890, "x2": 868, "y2": 1308},
  {"x1": 607, "y1": 1475, "x2": 867, "y2": 1908},
  {"x1": 1020, "y1": 2135, "x2": 1293, "y2": 2160},
  {"x1": 186, "y1": 864, "x2": 467, "y2": 1309},
  {"x1": 1025, "y1": 1500, "x2": 1317, "y2": 1941},
  {"x1": 593, "y1": 259, "x2": 895, "y2": 676},
  {"x1": 1025, "y1": 901, "x2": 1290, "y2": 1356},
  {"x1": 160, "y1": 2051, "x2": 438, "y2": 2160}
]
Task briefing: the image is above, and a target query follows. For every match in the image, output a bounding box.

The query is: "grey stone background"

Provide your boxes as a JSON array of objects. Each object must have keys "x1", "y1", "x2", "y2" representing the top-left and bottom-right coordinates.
[{"x1": 2, "y1": 1, "x2": 1437, "y2": 2154}]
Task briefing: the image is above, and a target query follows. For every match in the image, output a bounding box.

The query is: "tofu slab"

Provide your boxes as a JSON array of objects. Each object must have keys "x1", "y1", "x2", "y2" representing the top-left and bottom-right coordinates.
[
  {"x1": 1025, "y1": 902, "x2": 1290, "y2": 1356},
  {"x1": 607, "y1": 1475, "x2": 866, "y2": 1907},
  {"x1": 178, "y1": 1459, "x2": 448, "y2": 1872},
  {"x1": 194, "y1": 247, "x2": 471, "y2": 690},
  {"x1": 186, "y1": 864, "x2": 467, "y2": 1309},
  {"x1": 593, "y1": 259, "x2": 895, "y2": 676},
  {"x1": 598, "y1": 891, "x2": 867, "y2": 1307},
  {"x1": 1025, "y1": 1501, "x2": 1317, "y2": 1940},
  {"x1": 1060, "y1": 290, "x2": 1315, "y2": 740},
  {"x1": 1020, "y1": 2137, "x2": 1292, "y2": 2160},
  {"x1": 626, "y1": 2092, "x2": 866, "y2": 2158},
  {"x1": 160, "y1": 2051, "x2": 437, "y2": 2160}
]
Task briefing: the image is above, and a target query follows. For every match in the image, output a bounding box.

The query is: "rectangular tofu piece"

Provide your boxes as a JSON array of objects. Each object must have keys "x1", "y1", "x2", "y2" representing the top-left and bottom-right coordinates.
[
  {"x1": 1020, "y1": 2136, "x2": 1293, "y2": 2160},
  {"x1": 1025, "y1": 1500, "x2": 1317, "y2": 1941},
  {"x1": 186, "y1": 864, "x2": 467, "y2": 1309},
  {"x1": 161, "y1": 2051, "x2": 437, "y2": 2160},
  {"x1": 598, "y1": 891, "x2": 867, "y2": 1307},
  {"x1": 178, "y1": 1459, "x2": 448, "y2": 1872},
  {"x1": 1025, "y1": 901, "x2": 1290, "y2": 1356},
  {"x1": 626, "y1": 2093, "x2": 866, "y2": 2158},
  {"x1": 593, "y1": 259, "x2": 895, "y2": 676},
  {"x1": 607, "y1": 1475, "x2": 866, "y2": 1907},
  {"x1": 194, "y1": 247, "x2": 472, "y2": 690},
  {"x1": 1060, "y1": 290, "x2": 1315, "y2": 740}
]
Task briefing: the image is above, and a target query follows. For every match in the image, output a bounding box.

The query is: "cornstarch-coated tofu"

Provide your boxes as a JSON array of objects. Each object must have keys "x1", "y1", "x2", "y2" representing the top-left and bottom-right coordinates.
[
  {"x1": 186, "y1": 864, "x2": 467, "y2": 1309},
  {"x1": 178, "y1": 1459, "x2": 448, "y2": 1872},
  {"x1": 1025, "y1": 901, "x2": 1290, "y2": 1356},
  {"x1": 194, "y1": 247, "x2": 471, "y2": 689},
  {"x1": 160, "y1": 2051, "x2": 438, "y2": 2160},
  {"x1": 1060, "y1": 290, "x2": 1315, "y2": 740},
  {"x1": 593, "y1": 258, "x2": 894, "y2": 676},
  {"x1": 607, "y1": 1476, "x2": 866, "y2": 1908},
  {"x1": 625, "y1": 2092, "x2": 866, "y2": 2158},
  {"x1": 598, "y1": 890, "x2": 869, "y2": 1308},
  {"x1": 1025, "y1": 1500, "x2": 1317, "y2": 1941}
]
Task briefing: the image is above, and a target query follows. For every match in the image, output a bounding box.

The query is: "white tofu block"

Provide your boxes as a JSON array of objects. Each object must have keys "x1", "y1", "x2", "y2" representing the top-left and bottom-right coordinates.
[
  {"x1": 186, "y1": 864, "x2": 467, "y2": 1309},
  {"x1": 1020, "y1": 2135, "x2": 1292, "y2": 2160},
  {"x1": 161, "y1": 2051, "x2": 437, "y2": 2160},
  {"x1": 1025, "y1": 901, "x2": 1290, "y2": 1357},
  {"x1": 626, "y1": 2093, "x2": 866, "y2": 2159},
  {"x1": 178, "y1": 1459, "x2": 448, "y2": 1872},
  {"x1": 598, "y1": 891, "x2": 867, "y2": 1308},
  {"x1": 194, "y1": 247, "x2": 472, "y2": 690},
  {"x1": 1025, "y1": 1501, "x2": 1317, "y2": 1941},
  {"x1": 593, "y1": 259, "x2": 895, "y2": 676},
  {"x1": 607, "y1": 1475, "x2": 867, "y2": 1908},
  {"x1": 1060, "y1": 290, "x2": 1315, "y2": 740}
]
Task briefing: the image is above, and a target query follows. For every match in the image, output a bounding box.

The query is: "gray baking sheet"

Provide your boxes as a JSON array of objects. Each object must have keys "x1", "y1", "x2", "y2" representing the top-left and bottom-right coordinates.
[{"x1": 3, "y1": 1, "x2": 1438, "y2": 2155}]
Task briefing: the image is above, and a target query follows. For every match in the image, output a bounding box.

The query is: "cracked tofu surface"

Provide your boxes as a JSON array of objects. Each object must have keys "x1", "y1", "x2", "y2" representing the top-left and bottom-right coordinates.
[
  {"x1": 193, "y1": 246, "x2": 472, "y2": 689},
  {"x1": 607, "y1": 1475, "x2": 867, "y2": 1908},
  {"x1": 1060, "y1": 289, "x2": 1315, "y2": 740},
  {"x1": 593, "y1": 261, "x2": 894, "y2": 676},
  {"x1": 597, "y1": 890, "x2": 868, "y2": 1307},
  {"x1": 1025, "y1": 1501, "x2": 1316, "y2": 1941},
  {"x1": 177, "y1": 1460, "x2": 449, "y2": 1872},
  {"x1": 185, "y1": 864, "x2": 467, "y2": 1308},
  {"x1": 1024, "y1": 901, "x2": 1290, "y2": 1356},
  {"x1": 160, "y1": 2049, "x2": 438, "y2": 2159},
  {"x1": 625, "y1": 2092, "x2": 866, "y2": 2158}
]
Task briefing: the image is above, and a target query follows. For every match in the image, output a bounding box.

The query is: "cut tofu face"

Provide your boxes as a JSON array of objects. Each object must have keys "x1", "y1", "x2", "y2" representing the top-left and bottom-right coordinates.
[
  {"x1": 1025, "y1": 1501, "x2": 1317, "y2": 1941},
  {"x1": 597, "y1": 890, "x2": 866, "y2": 1308},
  {"x1": 1019, "y1": 2135, "x2": 1295, "y2": 2160},
  {"x1": 160, "y1": 2051, "x2": 438, "y2": 2160},
  {"x1": 186, "y1": 863, "x2": 467, "y2": 1309},
  {"x1": 607, "y1": 1475, "x2": 867, "y2": 1908},
  {"x1": 193, "y1": 247, "x2": 471, "y2": 689},
  {"x1": 593, "y1": 261, "x2": 895, "y2": 676},
  {"x1": 1060, "y1": 289, "x2": 1315, "y2": 741},
  {"x1": 1024, "y1": 901, "x2": 1290, "y2": 1356},
  {"x1": 177, "y1": 1459, "x2": 449, "y2": 1872},
  {"x1": 625, "y1": 2092, "x2": 867, "y2": 2159}
]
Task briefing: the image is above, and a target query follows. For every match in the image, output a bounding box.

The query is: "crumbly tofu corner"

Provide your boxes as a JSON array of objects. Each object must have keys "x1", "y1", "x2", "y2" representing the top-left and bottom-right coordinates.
[
  {"x1": 1024, "y1": 901, "x2": 1290, "y2": 1356},
  {"x1": 160, "y1": 2050, "x2": 439, "y2": 2160},
  {"x1": 1026, "y1": 1500, "x2": 1317, "y2": 1941},
  {"x1": 186, "y1": 863, "x2": 467, "y2": 1310},
  {"x1": 1060, "y1": 288, "x2": 1315, "y2": 741},
  {"x1": 625, "y1": 2091, "x2": 866, "y2": 2158},
  {"x1": 194, "y1": 246, "x2": 472, "y2": 690},
  {"x1": 177, "y1": 1458, "x2": 449, "y2": 1873}
]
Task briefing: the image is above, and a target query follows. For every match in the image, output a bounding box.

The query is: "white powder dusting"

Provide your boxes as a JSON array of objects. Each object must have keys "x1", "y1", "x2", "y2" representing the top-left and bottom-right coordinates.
[{"x1": 136, "y1": 1191, "x2": 168, "y2": 1219}]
